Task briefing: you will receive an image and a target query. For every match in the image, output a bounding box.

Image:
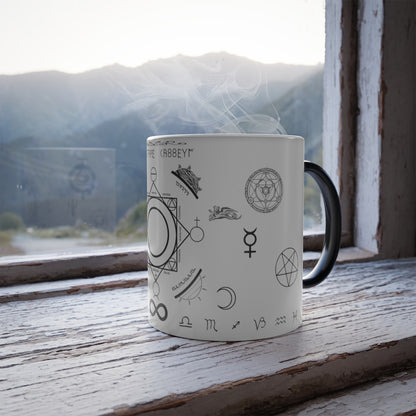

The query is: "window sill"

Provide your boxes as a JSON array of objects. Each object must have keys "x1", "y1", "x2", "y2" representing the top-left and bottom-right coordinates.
[
  {"x1": 0, "y1": 244, "x2": 372, "y2": 287},
  {"x1": 1, "y1": 258, "x2": 415, "y2": 415}
]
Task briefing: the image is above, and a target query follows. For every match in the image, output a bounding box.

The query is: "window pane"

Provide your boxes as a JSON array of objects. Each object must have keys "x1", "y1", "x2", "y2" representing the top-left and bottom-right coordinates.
[{"x1": 0, "y1": 0, "x2": 325, "y2": 258}]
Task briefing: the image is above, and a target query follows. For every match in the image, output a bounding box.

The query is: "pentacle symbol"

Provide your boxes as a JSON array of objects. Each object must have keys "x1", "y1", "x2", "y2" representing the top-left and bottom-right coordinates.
[
  {"x1": 174, "y1": 269, "x2": 206, "y2": 305},
  {"x1": 171, "y1": 165, "x2": 202, "y2": 199},
  {"x1": 179, "y1": 316, "x2": 193, "y2": 328},
  {"x1": 149, "y1": 299, "x2": 168, "y2": 321},
  {"x1": 68, "y1": 161, "x2": 96, "y2": 195},
  {"x1": 217, "y1": 286, "x2": 237, "y2": 310},
  {"x1": 275, "y1": 247, "x2": 299, "y2": 288},
  {"x1": 243, "y1": 227, "x2": 257, "y2": 258},
  {"x1": 245, "y1": 168, "x2": 283, "y2": 213},
  {"x1": 209, "y1": 206, "x2": 242, "y2": 221}
]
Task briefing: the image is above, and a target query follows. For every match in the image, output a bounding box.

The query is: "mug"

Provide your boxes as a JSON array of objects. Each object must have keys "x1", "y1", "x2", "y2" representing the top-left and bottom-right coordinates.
[{"x1": 146, "y1": 134, "x2": 341, "y2": 341}]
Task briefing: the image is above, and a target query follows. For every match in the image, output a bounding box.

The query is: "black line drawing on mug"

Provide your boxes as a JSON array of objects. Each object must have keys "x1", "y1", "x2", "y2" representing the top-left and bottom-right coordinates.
[
  {"x1": 148, "y1": 264, "x2": 164, "y2": 298},
  {"x1": 232, "y1": 321, "x2": 241, "y2": 329},
  {"x1": 209, "y1": 206, "x2": 242, "y2": 221},
  {"x1": 275, "y1": 316, "x2": 287, "y2": 326},
  {"x1": 147, "y1": 196, "x2": 205, "y2": 273},
  {"x1": 171, "y1": 165, "x2": 202, "y2": 199},
  {"x1": 190, "y1": 217, "x2": 205, "y2": 242},
  {"x1": 147, "y1": 196, "x2": 179, "y2": 272},
  {"x1": 243, "y1": 227, "x2": 257, "y2": 258},
  {"x1": 217, "y1": 286, "x2": 237, "y2": 310},
  {"x1": 254, "y1": 317, "x2": 267, "y2": 330},
  {"x1": 174, "y1": 269, "x2": 206, "y2": 304},
  {"x1": 205, "y1": 318, "x2": 219, "y2": 332},
  {"x1": 149, "y1": 299, "x2": 168, "y2": 321},
  {"x1": 292, "y1": 309, "x2": 301, "y2": 325},
  {"x1": 149, "y1": 166, "x2": 164, "y2": 197},
  {"x1": 179, "y1": 316, "x2": 193, "y2": 328},
  {"x1": 275, "y1": 247, "x2": 299, "y2": 287},
  {"x1": 245, "y1": 168, "x2": 283, "y2": 213}
]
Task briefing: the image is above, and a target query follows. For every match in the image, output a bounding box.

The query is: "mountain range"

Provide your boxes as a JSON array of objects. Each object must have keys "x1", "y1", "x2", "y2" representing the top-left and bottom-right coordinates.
[{"x1": 0, "y1": 52, "x2": 323, "y2": 225}]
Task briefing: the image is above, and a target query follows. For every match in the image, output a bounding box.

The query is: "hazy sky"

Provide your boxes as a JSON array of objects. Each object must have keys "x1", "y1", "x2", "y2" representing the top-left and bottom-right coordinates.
[{"x1": 0, "y1": 0, "x2": 325, "y2": 75}]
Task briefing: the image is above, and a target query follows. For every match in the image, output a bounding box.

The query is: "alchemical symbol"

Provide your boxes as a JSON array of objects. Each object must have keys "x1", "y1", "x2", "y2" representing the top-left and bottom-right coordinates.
[{"x1": 243, "y1": 227, "x2": 257, "y2": 258}]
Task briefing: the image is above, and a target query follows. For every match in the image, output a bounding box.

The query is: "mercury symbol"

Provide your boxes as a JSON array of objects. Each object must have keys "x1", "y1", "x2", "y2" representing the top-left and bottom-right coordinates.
[{"x1": 243, "y1": 227, "x2": 257, "y2": 258}]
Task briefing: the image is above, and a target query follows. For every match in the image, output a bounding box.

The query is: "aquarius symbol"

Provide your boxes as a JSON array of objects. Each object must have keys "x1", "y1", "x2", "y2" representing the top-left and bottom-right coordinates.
[
  {"x1": 275, "y1": 316, "x2": 287, "y2": 326},
  {"x1": 243, "y1": 228, "x2": 257, "y2": 258},
  {"x1": 149, "y1": 299, "x2": 168, "y2": 321}
]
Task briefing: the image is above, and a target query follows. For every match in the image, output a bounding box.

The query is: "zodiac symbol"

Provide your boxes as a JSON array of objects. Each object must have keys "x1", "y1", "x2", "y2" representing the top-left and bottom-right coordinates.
[
  {"x1": 205, "y1": 318, "x2": 219, "y2": 332},
  {"x1": 179, "y1": 316, "x2": 193, "y2": 328},
  {"x1": 149, "y1": 299, "x2": 168, "y2": 321},
  {"x1": 275, "y1": 316, "x2": 287, "y2": 326},
  {"x1": 243, "y1": 228, "x2": 257, "y2": 258},
  {"x1": 232, "y1": 321, "x2": 240, "y2": 329},
  {"x1": 275, "y1": 247, "x2": 299, "y2": 287},
  {"x1": 245, "y1": 168, "x2": 283, "y2": 213},
  {"x1": 293, "y1": 310, "x2": 301, "y2": 324},
  {"x1": 254, "y1": 317, "x2": 267, "y2": 330},
  {"x1": 217, "y1": 286, "x2": 237, "y2": 310},
  {"x1": 209, "y1": 206, "x2": 242, "y2": 221}
]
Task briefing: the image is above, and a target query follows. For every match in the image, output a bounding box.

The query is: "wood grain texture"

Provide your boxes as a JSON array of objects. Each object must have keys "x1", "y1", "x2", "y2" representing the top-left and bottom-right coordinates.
[
  {"x1": 1, "y1": 258, "x2": 415, "y2": 415},
  {"x1": 279, "y1": 368, "x2": 416, "y2": 415}
]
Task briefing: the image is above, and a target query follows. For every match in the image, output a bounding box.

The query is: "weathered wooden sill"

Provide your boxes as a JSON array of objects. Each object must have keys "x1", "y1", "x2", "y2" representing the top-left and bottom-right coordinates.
[{"x1": 1, "y1": 258, "x2": 415, "y2": 415}]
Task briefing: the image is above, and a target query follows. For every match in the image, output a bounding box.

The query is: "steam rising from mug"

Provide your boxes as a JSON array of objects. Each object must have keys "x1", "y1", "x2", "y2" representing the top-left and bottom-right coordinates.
[{"x1": 124, "y1": 54, "x2": 287, "y2": 134}]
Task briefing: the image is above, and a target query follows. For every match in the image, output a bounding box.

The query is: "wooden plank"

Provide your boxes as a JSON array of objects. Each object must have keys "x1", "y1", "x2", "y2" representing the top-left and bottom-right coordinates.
[
  {"x1": 0, "y1": 271, "x2": 148, "y2": 303},
  {"x1": 0, "y1": 246, "x2": 148, "y2": 287},
  {"x1": 0, "y1": 258, "x2": 415, "y2": 415},
  {"x1": 279, "y1": 368, "x2": 416, "y2": 415}
]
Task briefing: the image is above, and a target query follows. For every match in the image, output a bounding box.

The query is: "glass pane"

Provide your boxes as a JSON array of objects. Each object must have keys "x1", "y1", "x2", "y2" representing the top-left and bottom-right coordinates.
[{"x1": 0, "y1": 0, "x2": 325, "y2": 258}]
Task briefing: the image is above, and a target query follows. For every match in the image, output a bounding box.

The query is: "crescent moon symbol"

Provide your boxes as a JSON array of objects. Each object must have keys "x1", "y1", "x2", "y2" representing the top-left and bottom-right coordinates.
[{"x1": 217, "y1": 286, "x2": 237, "y2": 310}]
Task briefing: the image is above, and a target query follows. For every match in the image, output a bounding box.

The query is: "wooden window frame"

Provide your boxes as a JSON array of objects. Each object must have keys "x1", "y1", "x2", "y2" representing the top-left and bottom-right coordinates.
[{"x1": 1, "y1": 0, "x2": 415, "y2": 287}]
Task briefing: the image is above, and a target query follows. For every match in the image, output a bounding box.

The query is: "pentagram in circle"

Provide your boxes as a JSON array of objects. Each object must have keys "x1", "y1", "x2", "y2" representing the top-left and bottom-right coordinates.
[
  {"x1": 275, "y1": 247, "x2": 299, "y2": 288},
  {"x1": 245, "y1": 168, "x2": 283, "y2": 213}
]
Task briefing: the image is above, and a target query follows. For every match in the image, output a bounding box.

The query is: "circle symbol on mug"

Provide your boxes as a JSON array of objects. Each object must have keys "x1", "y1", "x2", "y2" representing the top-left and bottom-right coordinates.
[
  {"x1": 147, "y1": 197, "x2": 177, "y2": 268},
  {"x1": 245, "y1": 168, "x2": 283, "y2": 213},
  {"x1": 275, "y1": 248, "x2": 299, "y2": 287}
]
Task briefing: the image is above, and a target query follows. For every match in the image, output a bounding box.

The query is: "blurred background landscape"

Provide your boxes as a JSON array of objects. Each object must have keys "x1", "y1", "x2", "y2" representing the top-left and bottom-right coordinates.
[{"x1": 0, "y1": 52, "x2": 324, "y2": 257}]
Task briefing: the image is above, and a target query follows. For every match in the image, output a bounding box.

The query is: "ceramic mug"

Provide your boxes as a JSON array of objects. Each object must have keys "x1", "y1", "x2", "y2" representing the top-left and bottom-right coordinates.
[{"x1": 146, "y1": 134, "x2": 341, "y2": 341}]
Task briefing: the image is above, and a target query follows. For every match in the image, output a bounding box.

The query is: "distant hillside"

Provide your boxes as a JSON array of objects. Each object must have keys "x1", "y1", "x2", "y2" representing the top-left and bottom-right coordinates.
[
  {"x1": 0, "y1": 52, "x2": 318, "y2": 143},
  {"x1": 0, "y1": 53, "x2": 323, "y2": 225}
]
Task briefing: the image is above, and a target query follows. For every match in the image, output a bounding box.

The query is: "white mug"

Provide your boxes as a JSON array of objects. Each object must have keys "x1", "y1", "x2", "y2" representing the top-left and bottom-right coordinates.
[{"x1": 147, "y1": 134, "x2": 341, "y2": 341}]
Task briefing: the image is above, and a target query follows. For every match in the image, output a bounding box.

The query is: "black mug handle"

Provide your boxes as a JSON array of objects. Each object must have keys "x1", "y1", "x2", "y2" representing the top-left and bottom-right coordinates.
[{"x1": 303, "y1": 161, "x2": 342, "y2": 288}]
